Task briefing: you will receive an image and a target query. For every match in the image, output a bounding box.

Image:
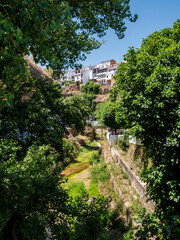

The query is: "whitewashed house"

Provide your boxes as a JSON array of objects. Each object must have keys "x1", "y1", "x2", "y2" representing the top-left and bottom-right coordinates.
[{"x1": 59, "y1": 59, "x2": 120, "y2": 86}]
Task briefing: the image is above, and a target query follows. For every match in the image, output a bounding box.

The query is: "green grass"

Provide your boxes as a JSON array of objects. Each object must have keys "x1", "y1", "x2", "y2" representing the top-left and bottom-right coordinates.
[
  {"x1": 66, "y1": 150, "x2": 98, "y2": 169},
  {"x1": 62, "y1": 145, "x2": 99, "y2": 189},
  {"x1": 67, "y1": 167, "x2": 90, "y2": 182},
  {"x1": 79, "y1": 146, "x2": 92, "y2": 153},
  {"x1": 68, "y1": 181, "x2": 86, "y2": 199},
  {"x1": 122, "y1": 170, "x2": 129, "y2": 179},
  {"x1": 88, "y1": 182, "x2": 99, "y2": 197},
  {"x1": 91, "y1": 162, "x2": 110, "y2": 183},
  {"x1": 89, "y1": 152, "x2": 100, "y2": 165},
  {"x1": 86, "y1": 139, "x2": 97, "y2": 146},
  {"x1": 130, "y1": 193, "x2": 142, "y2": 214}
]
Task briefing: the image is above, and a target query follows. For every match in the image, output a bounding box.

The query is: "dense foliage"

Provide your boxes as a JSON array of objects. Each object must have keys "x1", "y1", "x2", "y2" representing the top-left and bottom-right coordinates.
[
  {"x1": 0, "y1": 1, "x2": 137, "y2": 238},
  {"x1": 95, "y1": 100, "x2": 120, "y2": 129},
  {"x1": 63, "y1": 93, "x2": 91, "y2": 132},
  {"x1": 81, "y1": 81, "x2": 100, "y2": 95},
  {"x1": 81, "y1": 81, "x2": 100, "y2": 115},
  {"x1": 112, "y1": 20, "x2": 180, "y2": 238},
  {"x1": 0, "y1": 72, "x2": 92, "y2": 239},
  {"x1": 0, "y1": 143, "x2": 69, "y2": 239},
  {"x1": 0, "y1": 0, "x2": 137, "y2": 76}
]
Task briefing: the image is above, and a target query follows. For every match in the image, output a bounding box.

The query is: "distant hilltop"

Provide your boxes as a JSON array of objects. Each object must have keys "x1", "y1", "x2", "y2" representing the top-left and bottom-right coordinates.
[{"x1": 59, "y1": 59, "x2": 121, "y2": 86}]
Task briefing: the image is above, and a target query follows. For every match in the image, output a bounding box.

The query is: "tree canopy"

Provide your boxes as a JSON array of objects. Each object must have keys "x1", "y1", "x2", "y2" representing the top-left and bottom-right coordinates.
[
  {"x1": 0, "y1": 65, "x2": 93, "y2": 238},
  {"x1": 95, "y1": 100, "x2": 120, "y2": 129},
  {"x1": 111, "y1": 20, "x2": 180, "y2": 238},
  {"x1": 81, "y1": 81, "x2": 100, "y2": 95},
  {"x1": 1, "y1": 0, "x2": 137, "y2": 76},
  {"x1": 63, "y1": 93, "x2": 91, "y2": 132},
  {"x1": 81, "y1": 81, "x2": 100, "y2": 116},
  {"x1": 0, "y1": 1, "x2": 138, "y2": 238}
]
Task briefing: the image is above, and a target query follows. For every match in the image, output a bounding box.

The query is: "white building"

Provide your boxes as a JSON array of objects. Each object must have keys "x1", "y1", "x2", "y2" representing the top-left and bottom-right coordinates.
[
  {"x1": 61, "y1": 69, "x2": 75, "y2": 82},
  {"x1": 92, "y1": 60, "x2": 120, "y2": 85},
  {"x1": 81, "y1": 66, "x2": 93, "y2": 84},
  {"x1": 74, "y1": 69, "x2": 82, "y2": 82},
  {"x1": 59, "y1": 59, "x2": 120, "y2": 85}
]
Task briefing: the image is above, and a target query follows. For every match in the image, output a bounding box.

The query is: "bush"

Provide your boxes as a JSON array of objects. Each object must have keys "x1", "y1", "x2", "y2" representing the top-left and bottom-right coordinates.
[
  {"x1": 71, "y1": 195, "x2": 110, "y2": 240},
  {"x1": 68, "y1": 182, "x2": 86, "y2": 199},
  {"x1": 89, "y1": 152, "x2": 100, "y2": 165},
  {"x1": 117, "y1": 132, "x2": 129, "y2": 151},
  {"x1": 63, "y1": 139, "x2": 78, "y2": 163},
  {"x1": 81, "y1": 81, "x2": 100, "y2": 95},
  {"x1": 91, "y1": 163, "x2": 110, "y2": 183},
  {"x1": 84, "y1": 125, "x2": 95, "y2": 141},
  {"x1": 88, "y1": 183, "x2": 99, "y2": 197},
  {"x1": 68, "y1": 133, "x2": 80, "y2": 151},
  {"x1": 134, "y1": 209, "x2": 180, "y2": 240}
]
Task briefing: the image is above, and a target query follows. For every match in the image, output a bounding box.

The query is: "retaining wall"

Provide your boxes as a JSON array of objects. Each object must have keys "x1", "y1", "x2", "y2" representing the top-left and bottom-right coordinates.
[{"x1": 107, "y1": 145, "x2": 154, "y2": 212}]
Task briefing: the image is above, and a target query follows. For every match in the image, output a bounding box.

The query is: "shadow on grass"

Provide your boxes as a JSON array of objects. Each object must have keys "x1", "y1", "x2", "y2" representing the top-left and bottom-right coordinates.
[{"x1": 84, "y1": 145, "x2": 100, "y2": 151}]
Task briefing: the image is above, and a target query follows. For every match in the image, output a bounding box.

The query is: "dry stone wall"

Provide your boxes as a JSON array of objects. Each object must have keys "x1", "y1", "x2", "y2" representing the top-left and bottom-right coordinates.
[{"x1": 106, "y1": 144, "x2": 154, "y2": 212}]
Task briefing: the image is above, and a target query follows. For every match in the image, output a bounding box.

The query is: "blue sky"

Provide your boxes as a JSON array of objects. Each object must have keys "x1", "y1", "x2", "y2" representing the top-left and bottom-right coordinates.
[{"x1": 81, "y1": 0, "x2": 180, "y2": 67}]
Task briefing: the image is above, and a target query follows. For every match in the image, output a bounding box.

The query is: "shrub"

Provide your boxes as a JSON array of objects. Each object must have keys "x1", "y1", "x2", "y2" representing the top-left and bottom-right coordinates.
[
  {"x1": 63, "y1": 139, "x2": 78, "y2": 163},
  {"x1": 68, "y1": 182, "x2": 86, "y2": 199},
  {"x1": 81, "y1": 81, "x2": 100, "y2": 95},
  {"x1": 68, "y1": 133, "x2": 80, "y2": 151},
  {"x1": 88, "y1": 183, "x2": 99, "y2": 197},
  {"x1": 89, "y1": 152, "x2": 100, "y2": 165},
  {"x1": 117, "y1": 132, "x2": 129, "y2": 151},
  {"x1": 71, "y1": 195, "x2": 110, "y2": 240},
  {"x1": 84, "y1": 125, "x2": 95, "y2": 140},
  {"x1": 134, "y1": 209, "x2": 180, "y2": 240},
  {"x1": 91, "y1": 163, "x2": 110, "y2": 183}
]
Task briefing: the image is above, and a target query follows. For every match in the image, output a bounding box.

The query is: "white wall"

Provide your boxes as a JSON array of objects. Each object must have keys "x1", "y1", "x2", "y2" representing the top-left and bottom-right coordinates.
[
  {"x1": 107, "y1": 133, "x2": 142, "y2": 146},
  {"x1": 129, "y1": 136, "x2": 142, "y2": 145},
  {"x1": 106, "y1": 132, "x2": 118, "y2": 145},
  {"x1": 82, "y1": 69, "x2": 93, "y2": 84}
]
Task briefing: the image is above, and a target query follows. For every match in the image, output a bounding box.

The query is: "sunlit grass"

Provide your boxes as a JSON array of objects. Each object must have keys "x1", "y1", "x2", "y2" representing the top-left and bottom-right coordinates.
[
  {"x1": 68, "y1": 181, "x2": 86, "y2": 199},
  {"x1": 88, "y1": 182, "x2": 99, "y2": 197},
  {"x1": 61, "y1": 145, "x2": 99, "y2": 189},
  {"x1": 64, "y1": 150, "x2": 98, "y2": 169},
  {"x1": 68, "y1": 168, "x2": 91, "y2": 182}
]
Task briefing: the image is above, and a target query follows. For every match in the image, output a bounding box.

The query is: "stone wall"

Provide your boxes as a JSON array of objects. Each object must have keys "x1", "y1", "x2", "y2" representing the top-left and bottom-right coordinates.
[{"x1": 108, "y1": 145, "x2": 154, "y2": 212}]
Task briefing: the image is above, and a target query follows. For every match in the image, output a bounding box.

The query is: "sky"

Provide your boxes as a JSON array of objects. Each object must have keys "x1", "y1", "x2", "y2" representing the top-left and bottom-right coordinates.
[{"x1": 80, "y1": 0, "x2": 180, "y2": 67}]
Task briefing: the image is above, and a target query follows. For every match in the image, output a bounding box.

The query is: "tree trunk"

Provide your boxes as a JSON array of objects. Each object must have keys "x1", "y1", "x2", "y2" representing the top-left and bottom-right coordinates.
[{"x1": 3, "y1": 214, "x2": 19, "y2": 240}]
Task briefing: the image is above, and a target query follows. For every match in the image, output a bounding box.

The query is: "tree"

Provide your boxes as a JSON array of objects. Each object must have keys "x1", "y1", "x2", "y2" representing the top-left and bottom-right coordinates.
[
  {"x1": 0, "y1": 142, "x2": 70, "y2": 239},
  {"x1": 95, "y1": 100, "x2": 120, "y2": 129},
  {"x1": 81, "y1": 81, "x2": 100, "y2": 116},
  {"x1": 70, "y1": 195, "x2": 110, "y2": 240},
  {"x1": 0, "y1": 1, "x2": 137, "y2": 238},
  {"x1": 0, "y1": 75, "x2": 64, "y2": 154},
  {"x1": 112, "y1": 20, "x2": 180, "y2": 238},
  {"x1": 62, "y1": 93, "x2": 91, "y2": 132},
  {"x1": 0, "y1": 63, "x2": 110, "y2": 238},
  {"x1": 81, "y1": 81, "x2": 100, "y2": 95},
  {"x1": 0, "y1": 65, "x2": 91, "y2": 239},
  {"x1": 0, "y1": 140, "x2": 111, "y2": 239},
  {"x1": 1, "y1": 0, "x2": 137, "y2": 77}
]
